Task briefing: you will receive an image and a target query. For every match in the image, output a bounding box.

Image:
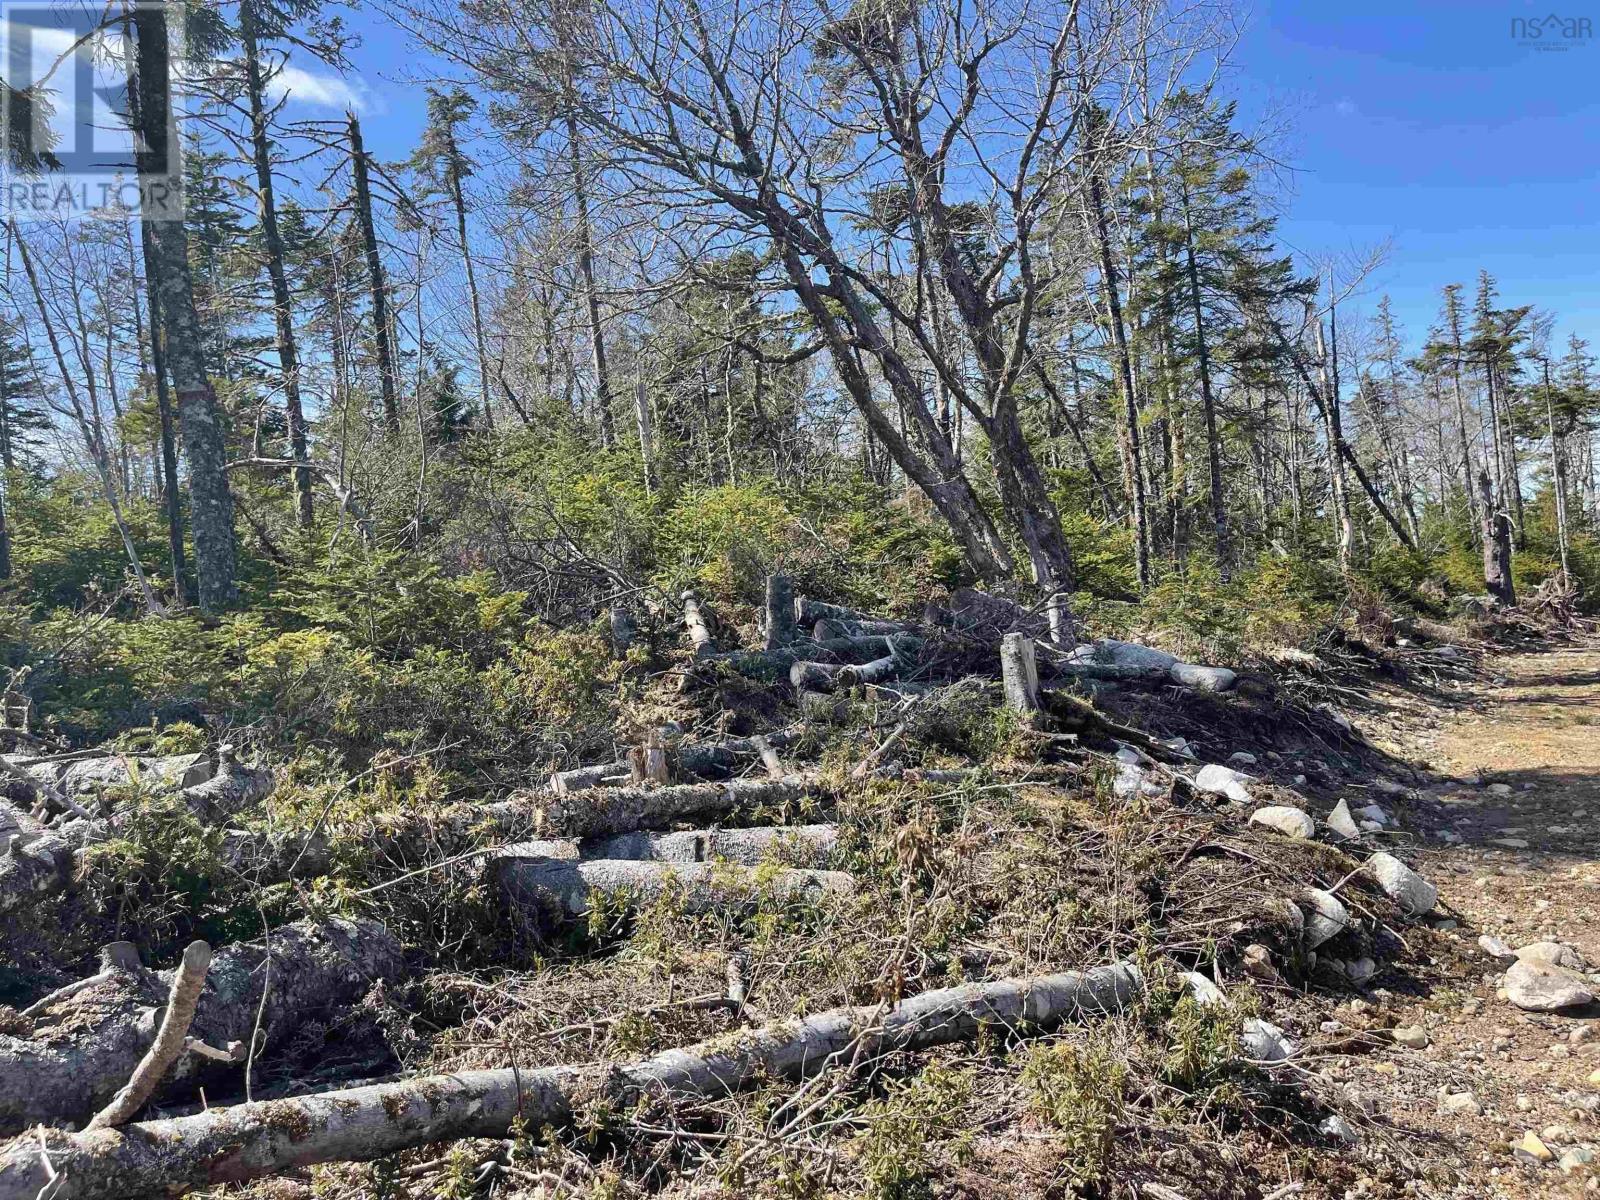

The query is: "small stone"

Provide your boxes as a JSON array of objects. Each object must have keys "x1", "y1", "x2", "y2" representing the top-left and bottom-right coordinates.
[
  {"x1": 1180, "y1": 971, "x2": 1228, "y2": 1008},
  {"x1": 1542, "y1": 1124, "x2": 1573, "y2": 1143},
  {"x1": 1517, "y1": 942, "x2": 1586, "y2": 971},
  {"x1": 1194, "y1": 763, "x2": 1254, "y2": 803},
  {"x1": 1440, "y1": 1091, "x2": 1482, "y2": 1116},
  {"x1": 1293, "y1": 773, "x2": 1307, "y2": 785},
  {"x1": 1242, "y1": 943, "x2": 1284, "y2": 986},
  {"x1": 1366, "y1": 852, "x2": 1438, "y2": 916},
  {"x1": 1588, "y1": 1069, "x2": 1600, "y2": 1087},
  {"x1": 1492, "y1": 837, "x2": 1530, "y2": 849},
  {"x1": 1550, "y1": 1043, "x2": 1572, "y2": 1059},
  {"x1": 1357, "y1": 804, "x2": 1390, "y2": 826},
  {"x1": 1302, "y1": 888, "x2": 1350, "y2": 950},
  {"x1": 1320, "y1": 1113, "x2": 1359, "y2": 1144},
  {"x1": 1479, "y1": 935, "x2": 1515, "y2": 961},
  {"x1": 1505, "y1": 961, "x2": 1595, "y2": 1012},
  {"x1": 1516, "y1": 1094, "x2": 1535, "y2": 1111},
  {"x1": 1251, "y1": 805, "x2": 1316, "y2": 839},
  {"x1": 1326, "y1": 799, "x2": 1362, "y2": 842},
  {"x1": 1561, "y1": 1147, "x2": 1596, "y2": 1174},
  {"x1": 1392, "y1": 1025, "x2": 1430, "y2": 1049},
  {"x1": 1574, "y1": 1025, "x2": 1600, "y2": 1046},
  {"x1": 1516, "y1": 1132, "x2": 1555, "y2": 1163},
  {"x1": 1242, "y1": 1017, "x2": 1296, "y2": 1062},
  {"x1": 1229, "y1": 751, "x2": 1258, "y2": 766},
  {"x1": 1346, "y1": 957, "x2": 1378, "y2": 985}
]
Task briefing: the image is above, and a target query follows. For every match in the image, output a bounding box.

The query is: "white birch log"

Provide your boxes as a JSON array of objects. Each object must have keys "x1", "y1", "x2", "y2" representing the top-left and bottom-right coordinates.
[
  {"x1": 498, "y1": 856, "x2": 854, "y2": 921},
  {"x1": 682, "y1": 591, "x2": 715, "y2": 658},
  {"x1": 535, "y1": 775, "x2": 821, "y2": 839},
  {"x1": 500, "y1": 824, "x2": 837, "y2": 869},
  {"x1": 0, "y1": 963, "x2": 1141, "y2": 1199}
]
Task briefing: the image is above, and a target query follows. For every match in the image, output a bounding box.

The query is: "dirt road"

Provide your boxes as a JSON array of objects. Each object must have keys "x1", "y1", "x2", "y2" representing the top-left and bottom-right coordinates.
[{"x1": 1332, "y1": 639, "x2": 1600, "y2": 1198}]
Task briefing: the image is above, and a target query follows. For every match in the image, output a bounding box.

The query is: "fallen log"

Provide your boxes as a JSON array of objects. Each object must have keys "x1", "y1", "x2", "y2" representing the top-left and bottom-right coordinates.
[
  {"x1": 549, "y1": 730, "x2": 801, "y2": 794},
  {"x1": 501, "y1": 823, "x2": 838, "y2": 869},
  {"x1": 0, "y1": 962, "x2": 1142, "y2": 1198},
  {"x1": 173, "y1": 746, "x2": 273, "y2": 821},
  {"x1": 813, "y1": 616, "x2": 910, "y2": 638},
  {"x1": 0, "y1": 918, "x2": 403, "y2": 1134},
  {"x1": 682, "y1": 591, "x2": 715, "y2": 658},
  {"x1": 701, "y1": 634, "x2": 895, "y2": 682},
  {"x1": 789, "y1": 634, "x2": 922, "y2": 693},
  {"x1": 498, "y1": 855, "x2": 854, "y2": 921},
  {"x1": 30, "y1": 753, "x2": 214, "y2": 799},
  {"x1": 535, "y1": 775, "x2": 823, "y2": 839},
  {"x1": 0, "y1": 821, "x2": 75, "y2": 914}
]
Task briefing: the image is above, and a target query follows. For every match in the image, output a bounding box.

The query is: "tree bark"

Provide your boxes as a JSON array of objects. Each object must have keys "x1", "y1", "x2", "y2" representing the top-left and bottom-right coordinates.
[
  {"x1": 534, "y1": 775, "x2": 821, "y2": 839},
  {"x1": 0, "y1": 962, "x2": 1141, "y2": 1199},
  {"x1": 1178, "y1": 173, "x2": 1228, "y2": 575},
  {"x1": 498, "y1": 856, "x2": 853, "y2": 923},
  {"x1": 348, "y1": 113, "x2": 400, "y2": 435},
  {"x1": 240, "y1": 1, "x2": 313, "y2": 526},
  {"x1": 133, "y1": 3, "x2": 238, "y2": 610},
  {"x1": 0, "y1": 919, "x2": 401, "y2": 1135},
  {"x1": 506, "y1": 823, "x2": 837, "y2": 868}
]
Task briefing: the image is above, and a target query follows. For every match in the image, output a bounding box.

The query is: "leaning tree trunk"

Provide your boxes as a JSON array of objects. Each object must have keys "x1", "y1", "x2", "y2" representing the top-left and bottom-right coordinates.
[
  {"x1": 0, "y1": 963, "x2": 1142, "y2": 1199},
  {"x1": 241, "y1": 0, "x2": 313, "y2": 527},
  {"x1": 133, "y1": 3, "x2": 237, "y2": 610},
  {"x1": 348, "y1": 113, "x2": 401, "y2": 435},
  {"x1": 0, "y1": 919, "x2": 401, "y2": 1134}
]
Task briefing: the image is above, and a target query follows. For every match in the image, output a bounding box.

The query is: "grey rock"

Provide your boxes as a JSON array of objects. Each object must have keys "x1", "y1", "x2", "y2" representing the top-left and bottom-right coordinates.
[
  {"x1": 1346, "y1": 957, "x2": 1378, "y2": 984},
  {"x1": 1479, "y1": 934, "x2": 1515, "y2": 962},
  {"x1": 1319, "y1": 1114, "x2": 1359, "y2": 1144},
  {"x1": 1326, "y1": 799, "x2": 1362, "y2": 842},
  {"x1": 1366, "y1": 852, "x2": 1438, "y2": 916},
  {"x1": 1170, "y1": 662, "x2": 1237, "y2": 692},
  {"x1": 1241, "y1": 1017, "x2": 1296, "y2": 1062},
  {"x1": 1180, "y1": 971, "x2": 1228, "y2": 1008},
  {"x1": 1516, "y1": 941, "x2": 1586, "y2": 970},
  {"x1": 1250, "y1": 805, "x2": 1316, "y2": 839},
  {"x1": 1504, "y1": 961, "x2": 1595, "y2": 1012},
  {"x1": 1194, "y1": 763, "x2": 1254, "y2": 803},
  {"x1": 1301, "y1": 888, "x2": 1349, "y2": 949}
]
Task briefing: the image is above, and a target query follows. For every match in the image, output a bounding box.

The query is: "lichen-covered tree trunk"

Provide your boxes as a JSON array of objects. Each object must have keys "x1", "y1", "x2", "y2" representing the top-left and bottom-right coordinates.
[{"x1": 132, "y1": 4, "x2": 237, "y2": 610}]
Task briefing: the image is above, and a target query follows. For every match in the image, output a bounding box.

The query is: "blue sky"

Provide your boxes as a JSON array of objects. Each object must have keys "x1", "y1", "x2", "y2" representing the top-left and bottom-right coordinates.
[
  {"x1": 18, "y1": 0, "x2": 1587, "y2": 355},
  {"x1": 1228, "y1": 1, "x2": 1600, "y2": 349},
  {"x1": 324, "y1": 0, "x2": 1597, "y2": 351}
]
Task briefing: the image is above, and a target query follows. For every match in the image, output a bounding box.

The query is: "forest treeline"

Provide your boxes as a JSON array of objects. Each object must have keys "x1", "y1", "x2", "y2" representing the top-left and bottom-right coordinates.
[{"x1": 1, "y1": 0, "x2": 1597, "y2": 742}]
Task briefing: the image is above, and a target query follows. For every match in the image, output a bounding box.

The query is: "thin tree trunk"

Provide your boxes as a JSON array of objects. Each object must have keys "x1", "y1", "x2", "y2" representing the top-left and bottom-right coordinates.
[
  {"x1": 348, "y1": 112, "x2": 400, "y2": 435},
  {"x1": 139, "y1": 223, "x2": 187, "y2": 605},
  {"x1": 1089, "y1": 172, "x2": 1150, "y2": 588},
  {"x1": 1545, "y1": 357, "x2": 1571, "y2": 579},
  {"x1": 1178, "y1": 172, "x2": 1227, "y2": 576},
  {"x1": 10, "y1": 222, "x2": 164, "y2": 614},
  {"x1": 442, "y1": 130, "x2": 494, "y2": 432},
  {"x1": 564, "y1": 104, "x2": 615, "y2": 449},
  {"x1": 241, "y1": 0, "x2": 313, "y2": 526}
]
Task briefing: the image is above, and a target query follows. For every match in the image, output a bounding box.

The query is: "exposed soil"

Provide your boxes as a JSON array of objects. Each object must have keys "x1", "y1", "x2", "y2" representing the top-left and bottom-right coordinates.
[{"x1": 1324, "y1": 636, "x2": 1600, "y2": 1199}]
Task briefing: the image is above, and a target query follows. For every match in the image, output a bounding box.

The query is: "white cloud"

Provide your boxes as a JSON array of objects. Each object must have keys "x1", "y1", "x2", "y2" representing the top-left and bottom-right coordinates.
[
  {"x1": 1333, "y1": 97, "x2": 1359, "y2": 118},
  {"x1": 266, "y1": 65, "x2": 374, "y2": 113}
]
